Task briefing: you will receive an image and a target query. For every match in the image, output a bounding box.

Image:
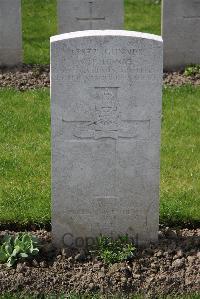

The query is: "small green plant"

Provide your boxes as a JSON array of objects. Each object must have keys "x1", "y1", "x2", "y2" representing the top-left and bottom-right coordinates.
[
  {"x1": 95, "y1": 235, "x2": 136, "y2": 264},
  {"x1": 184, "y1": 65, "x2": 200, "y2": 77},
  {"x1": 0, "y1": 233, "x2": 39, "y2": 267}
]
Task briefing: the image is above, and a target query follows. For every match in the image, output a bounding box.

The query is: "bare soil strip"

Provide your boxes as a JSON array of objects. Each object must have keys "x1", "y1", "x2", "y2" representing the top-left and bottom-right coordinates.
[
  {"x1": 1, "y1": 65, "x2": 200, "y2": 90},
  {"x1": 0, "y1": 228, "x2": 199, "y2": 297}
]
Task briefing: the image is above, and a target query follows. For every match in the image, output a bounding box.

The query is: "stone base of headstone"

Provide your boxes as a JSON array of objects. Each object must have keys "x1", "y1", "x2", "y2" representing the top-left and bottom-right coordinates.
[
  {"x1": 0, "y1": 0, "x2": 22, "y2": 67},
  {"x1": 0, "y1": 50, "x2": 22, "y2": 67},
  {"x1": 162, "y1": 0, "x2": 200, "y2": 71}
]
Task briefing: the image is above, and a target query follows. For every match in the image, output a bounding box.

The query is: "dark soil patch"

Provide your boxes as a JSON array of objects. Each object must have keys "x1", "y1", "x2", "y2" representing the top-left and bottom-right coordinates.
[
  {"x1": 0, "y1": 221, "x2": 200, "y2": 234},
  {"x1": 0, "y1": 65, "x2": 50, "y2": 91},
  {"x1": 0, "y1": 228, "x2": 199, "y2": 297},
  {"x1": 1, "y1": 65, "x2": 200, "y2": 90},
  {"x1": 0, "y1": 221, "x2": 51, "y2": 233},
  {"x1": 163, "y1": 72, "x2": 200, "y2": 86}
]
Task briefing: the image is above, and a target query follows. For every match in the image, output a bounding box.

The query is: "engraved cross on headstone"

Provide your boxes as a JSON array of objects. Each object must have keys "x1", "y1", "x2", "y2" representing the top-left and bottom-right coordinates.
[
  {"x1": 62, "y1": 87, "x2": 150, "y2": 141},
  {"x1": 76, "y1": 1, "x2": 105, "y2": 29},
  {"x1": 61, "y1": 87, "x2": 150, "y2": 198}
]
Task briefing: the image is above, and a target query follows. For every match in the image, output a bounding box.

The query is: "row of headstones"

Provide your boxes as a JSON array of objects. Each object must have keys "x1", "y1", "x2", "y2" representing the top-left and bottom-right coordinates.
[{"x1": 1, "y1": 0, "x2": 200, "y2": 70}]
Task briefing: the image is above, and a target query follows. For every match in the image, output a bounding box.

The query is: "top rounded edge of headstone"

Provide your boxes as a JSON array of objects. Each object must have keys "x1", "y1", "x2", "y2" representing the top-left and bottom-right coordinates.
[{"x1": 50, "y1": 30, "x2": 163, "y2": 44}]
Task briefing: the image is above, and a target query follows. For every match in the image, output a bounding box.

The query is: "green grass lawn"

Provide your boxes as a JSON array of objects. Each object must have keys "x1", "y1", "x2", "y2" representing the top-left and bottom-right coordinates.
[
  {"x1": 125, "y1": 0, "x2": 161, "y2": 34},
  {"x1": 22, "y1": 0, "x2": 161, "y2": 64},
  {"x1": 22, "y1": 0, "x2": 57, "y2": 65},
  {"x1": 0, "y1": 89, "x2": 50, "y2": 226},
  {"x1": 160, "y1": 86, "x2": 200, "y2": 226},
  {"x1": 0, "y1": 86, "x2": 199, "y2": 227}
]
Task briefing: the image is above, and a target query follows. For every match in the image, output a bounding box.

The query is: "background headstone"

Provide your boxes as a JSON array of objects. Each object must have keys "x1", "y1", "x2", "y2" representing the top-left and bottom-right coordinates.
[
  {"x1": 0, "y1": 0, "x2": 22, "y2": 66},
  {"x1": 57, "y1": 0, "x2": 124, "y2": 33},
  {"x1": 51, "y1": 30, "x2": 163, "y2": 247},
  {"x1": 162, "y1": 0, "x2": 200, "y2": 71}
]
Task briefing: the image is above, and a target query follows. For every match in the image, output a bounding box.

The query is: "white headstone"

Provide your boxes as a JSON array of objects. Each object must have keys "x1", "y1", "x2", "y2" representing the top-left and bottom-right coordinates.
[
  {"x1": 57, "y1": 0, "x2": 124, "y2": 33},
  {"x1": 0, "y1": 0, "x2": 22, "y2": 66},
  {"x1": 51, "y1": 30, "x2": 163, "y2": 248},
  {"x1": 162, "y1": 0, "x2": 200, "y2": 71}
]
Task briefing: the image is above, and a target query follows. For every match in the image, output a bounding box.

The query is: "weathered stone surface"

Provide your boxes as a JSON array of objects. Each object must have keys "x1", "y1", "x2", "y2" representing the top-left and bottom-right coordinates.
[
  {"x1": 0, "y1": 0, "x2": 22, "y2": 66},
  {"x1": 51, "y1": 30, "x2": 163, "y2": 247},
  {"x1": 57, "y1": 0, "x2": 123, "y2": 33},
  {"x1": 162, "y1": 0, "x2": 200, "y2": 71}
]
